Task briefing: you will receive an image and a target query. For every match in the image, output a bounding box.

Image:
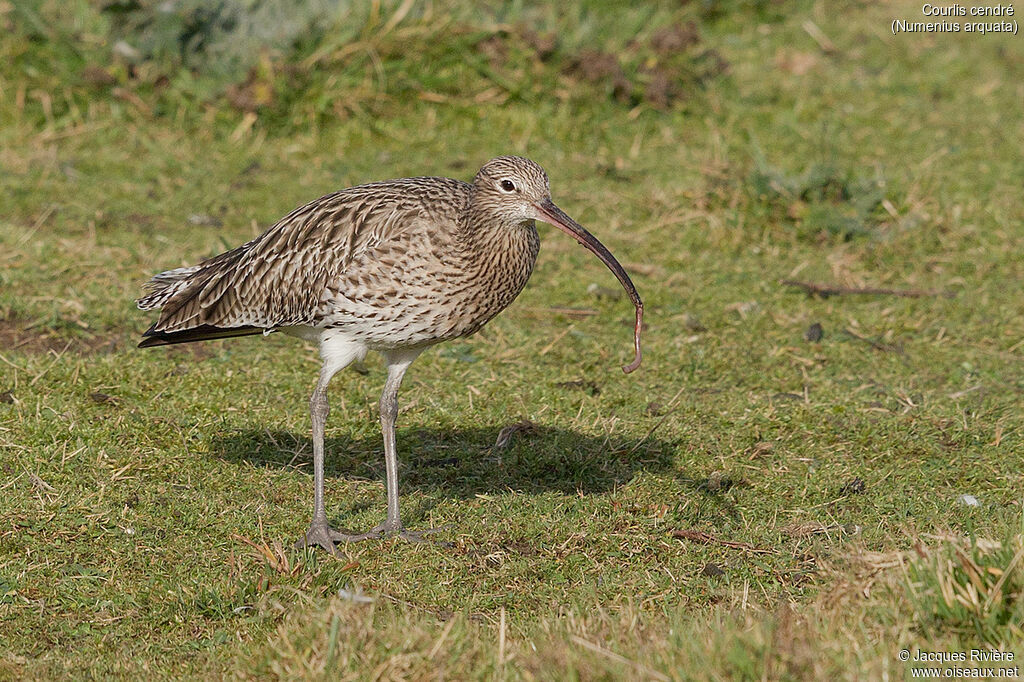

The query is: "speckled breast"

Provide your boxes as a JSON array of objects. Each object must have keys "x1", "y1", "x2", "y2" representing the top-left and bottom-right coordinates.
[{"x1": 320, "y1": 224, "x2": 540, "y2": 350}]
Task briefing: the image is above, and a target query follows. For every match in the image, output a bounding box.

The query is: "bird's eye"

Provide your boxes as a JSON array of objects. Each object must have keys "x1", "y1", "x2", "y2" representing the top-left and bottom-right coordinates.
[{"x1": 500, "y1": 180, "x2": 516, "y2": 192}]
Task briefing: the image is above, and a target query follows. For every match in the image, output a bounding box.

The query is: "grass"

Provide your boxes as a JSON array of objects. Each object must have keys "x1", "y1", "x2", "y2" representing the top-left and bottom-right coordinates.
[{"x1": 2, "y1": 0, "x2": 1024, "y2": 678}]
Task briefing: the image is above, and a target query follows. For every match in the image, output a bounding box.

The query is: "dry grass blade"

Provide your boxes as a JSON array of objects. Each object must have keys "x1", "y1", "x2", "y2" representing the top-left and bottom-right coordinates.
[
  {"x1": 569, "y1": 635, "x2": 670, "y2": 682},
  {"x1": 982, "y1": 544, "x2": 1024, "y2": 613},
  {"x1": 841, "y1": 328, "x2": 902, "y2": 354},
  {"x1": 27, "y1": 472, "x2": 54, "y2": 492},
  {"x1": 498, "y1": 606, "x2": 506, "y2": 668},
  {"x1": 427, "y1": 618, "x2": 457, "y2": 660}
]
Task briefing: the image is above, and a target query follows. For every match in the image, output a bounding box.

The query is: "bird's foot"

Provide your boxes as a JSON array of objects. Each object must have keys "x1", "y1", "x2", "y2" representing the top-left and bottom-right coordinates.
[
  {"x1": 295, "y1": 519, "x2": 351, "y2": 555},
  {"x1": 296, "y1": 519, "x2": 452, "y2": 552}
]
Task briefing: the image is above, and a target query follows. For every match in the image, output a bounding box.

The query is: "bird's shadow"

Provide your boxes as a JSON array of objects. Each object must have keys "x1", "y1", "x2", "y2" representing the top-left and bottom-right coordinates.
[{"x1": 209, "y1": 423, "x2": 674, "y2": 498}]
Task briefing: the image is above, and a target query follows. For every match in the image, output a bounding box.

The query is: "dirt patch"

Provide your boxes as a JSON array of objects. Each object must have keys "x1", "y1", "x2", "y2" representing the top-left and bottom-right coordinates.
[
  {"x1": 650, "y1": 22, "x2": 701, "y2": 55},
  {"x1": 519, "y1": 27, "x2": 557, "y2": 61},
  {"x1": 775, "y1": 48, "x2": 820, "y2": 76},
  {"x1": 563, "y1": 50, "x2": 633, "y2": 103},
  {"x1": 81, "y1": 65, "x2": 117, "y2": 88},
  {"x1": 639, "y1": 65, "x2": 681, "y2": 109},
  {"x1": 475, "y1": 27, "x2": 557, "y2": 68},
  {"x1": 701, "y1": 562, "x2": 726, "y2": 577},
  {"x1": 555, "y1": 379, "x2": 601, "y2": 396},
  {"x1": 562, "y1": 40, "x2": 725, "y2": 109}
]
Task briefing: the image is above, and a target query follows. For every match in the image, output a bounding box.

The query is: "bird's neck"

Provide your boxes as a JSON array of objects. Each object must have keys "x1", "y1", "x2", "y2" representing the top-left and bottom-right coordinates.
[
  {"x1": 457, "y1": 206, "x2": 540, "y2": 303},
  {"x1": 460, "y1": 215, "x2": 540, "y2": 265},
  {"x1": 460, "y1": 190, "x2": 534, "y2": 255}
]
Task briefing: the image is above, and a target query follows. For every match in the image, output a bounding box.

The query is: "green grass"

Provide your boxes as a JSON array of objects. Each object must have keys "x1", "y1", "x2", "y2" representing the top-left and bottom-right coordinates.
[{"x1": 2, "y1": 0, "x2": 1024, "y2": 678}]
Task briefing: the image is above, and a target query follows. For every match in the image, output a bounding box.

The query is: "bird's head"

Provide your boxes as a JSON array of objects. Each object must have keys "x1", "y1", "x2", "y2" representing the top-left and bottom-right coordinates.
[
  {"x1": 472, "y1": 155, "x2": 553, "y2": 226},
  {"x1": 471, "y1": 155, "x2": 645, "y2": 373}
]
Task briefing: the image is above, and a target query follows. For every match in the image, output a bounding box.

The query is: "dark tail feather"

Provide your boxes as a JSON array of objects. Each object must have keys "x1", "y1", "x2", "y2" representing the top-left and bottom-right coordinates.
[{"x1": 138, "y1": 324, "x2": 265, "y2": 348}]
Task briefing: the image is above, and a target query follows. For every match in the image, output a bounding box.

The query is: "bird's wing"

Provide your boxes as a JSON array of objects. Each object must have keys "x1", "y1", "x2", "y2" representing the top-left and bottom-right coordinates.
[{"x1": 146, "y1": 178, "x2": 468, "y2": 334}]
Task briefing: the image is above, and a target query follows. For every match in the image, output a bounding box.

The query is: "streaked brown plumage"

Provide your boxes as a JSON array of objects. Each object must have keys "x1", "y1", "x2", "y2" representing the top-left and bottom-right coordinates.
[{"x1": 138, "y1": 156, "x2": 642, "y2": 553}]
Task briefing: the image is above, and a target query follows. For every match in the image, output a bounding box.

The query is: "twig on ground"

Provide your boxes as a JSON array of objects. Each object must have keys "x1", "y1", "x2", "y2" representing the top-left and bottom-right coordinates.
[
  {"x1": 842, "y1": 328, "x2": 901, "y2": 354},
  {"x1": 781, "y1": 521, "x2": 856, "y2": 538},
  {"x1": 670, "y1": 529, "x2": 776, "y2": 554},
  {"x1": 782, "y1": 280, "x2": 954, "y2": 299}
]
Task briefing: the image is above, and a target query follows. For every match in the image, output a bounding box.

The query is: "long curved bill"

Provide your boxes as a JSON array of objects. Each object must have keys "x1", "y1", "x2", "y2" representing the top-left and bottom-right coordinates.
[{"x1": 534, "y1": 199, "x2": 644, "y2": 374}]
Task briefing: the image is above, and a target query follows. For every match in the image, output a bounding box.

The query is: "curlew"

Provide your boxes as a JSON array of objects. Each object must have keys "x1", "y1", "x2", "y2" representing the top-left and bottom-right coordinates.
[{"x1": 138, "y1": 156, "x2": 643, "y2": 554}]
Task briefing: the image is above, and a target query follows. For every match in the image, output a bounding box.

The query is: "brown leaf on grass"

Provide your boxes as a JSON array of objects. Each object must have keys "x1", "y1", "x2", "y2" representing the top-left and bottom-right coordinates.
[
  {"x1": 671, "y1": 529, "x2": 776, "y2": 554},
  {"x1": 233, "y1": 534, "x2": 301, "y2": 576},
  {"x1": 725, "y1": 300, "x2": 760, "y2": 318},
  {"x1": 849, "y1": 550, "x2": 906, "y2": 572},
  {"x1": 227, "y1": 82, "x2": 274, "y2": 112},
  {"x1": 747, "y1": 441, "x2": 775, "y2": 459},
  {"x1": 782, "y1": 522, "x2": 833, "y2": 537},
  {"x1": 226, "y1": 61, "x2": 276, "y2": 112},
  {"x1": 89, "y1": 392, "x2": 120, "y2": 406},
  {"x1": 28, "y1": 472, "x2": 54, "y2": 492}
]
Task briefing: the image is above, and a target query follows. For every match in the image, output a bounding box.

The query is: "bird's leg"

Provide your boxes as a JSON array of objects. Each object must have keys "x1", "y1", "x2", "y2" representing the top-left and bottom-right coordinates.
[
  {"x1": 378, "y1": 350, "x2": 414, "y2": 534},
  {"x1": 368, "y1": 349, "x2": 445, "y2": 540},
  {"x1": 295, "y1": 365, "x2": 345, "y2": 554},
  {"x1": 297, "y1": 347, "x2": 446, "y2": 550},
  {"x1": 336, "y1": 349, "x2": 447, "y2": 543}
]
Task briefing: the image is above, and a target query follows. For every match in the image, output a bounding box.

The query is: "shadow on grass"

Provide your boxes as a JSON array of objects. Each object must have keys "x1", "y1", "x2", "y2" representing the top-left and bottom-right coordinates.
[{"x1": 209, "y1": 425, "x2": 674, "y2": 498}]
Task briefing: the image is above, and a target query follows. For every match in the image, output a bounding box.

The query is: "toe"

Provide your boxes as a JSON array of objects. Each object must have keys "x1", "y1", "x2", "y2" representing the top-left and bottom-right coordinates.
[
  {"x1": 295, "y1": 524, "x2": 344, "y2": 555},
  {"x1": 295, "y1": 535, "x2": 339, "y2": 555},
  {"x1": 295, "y1": 521, "x2": 452, "y2": 549}
]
